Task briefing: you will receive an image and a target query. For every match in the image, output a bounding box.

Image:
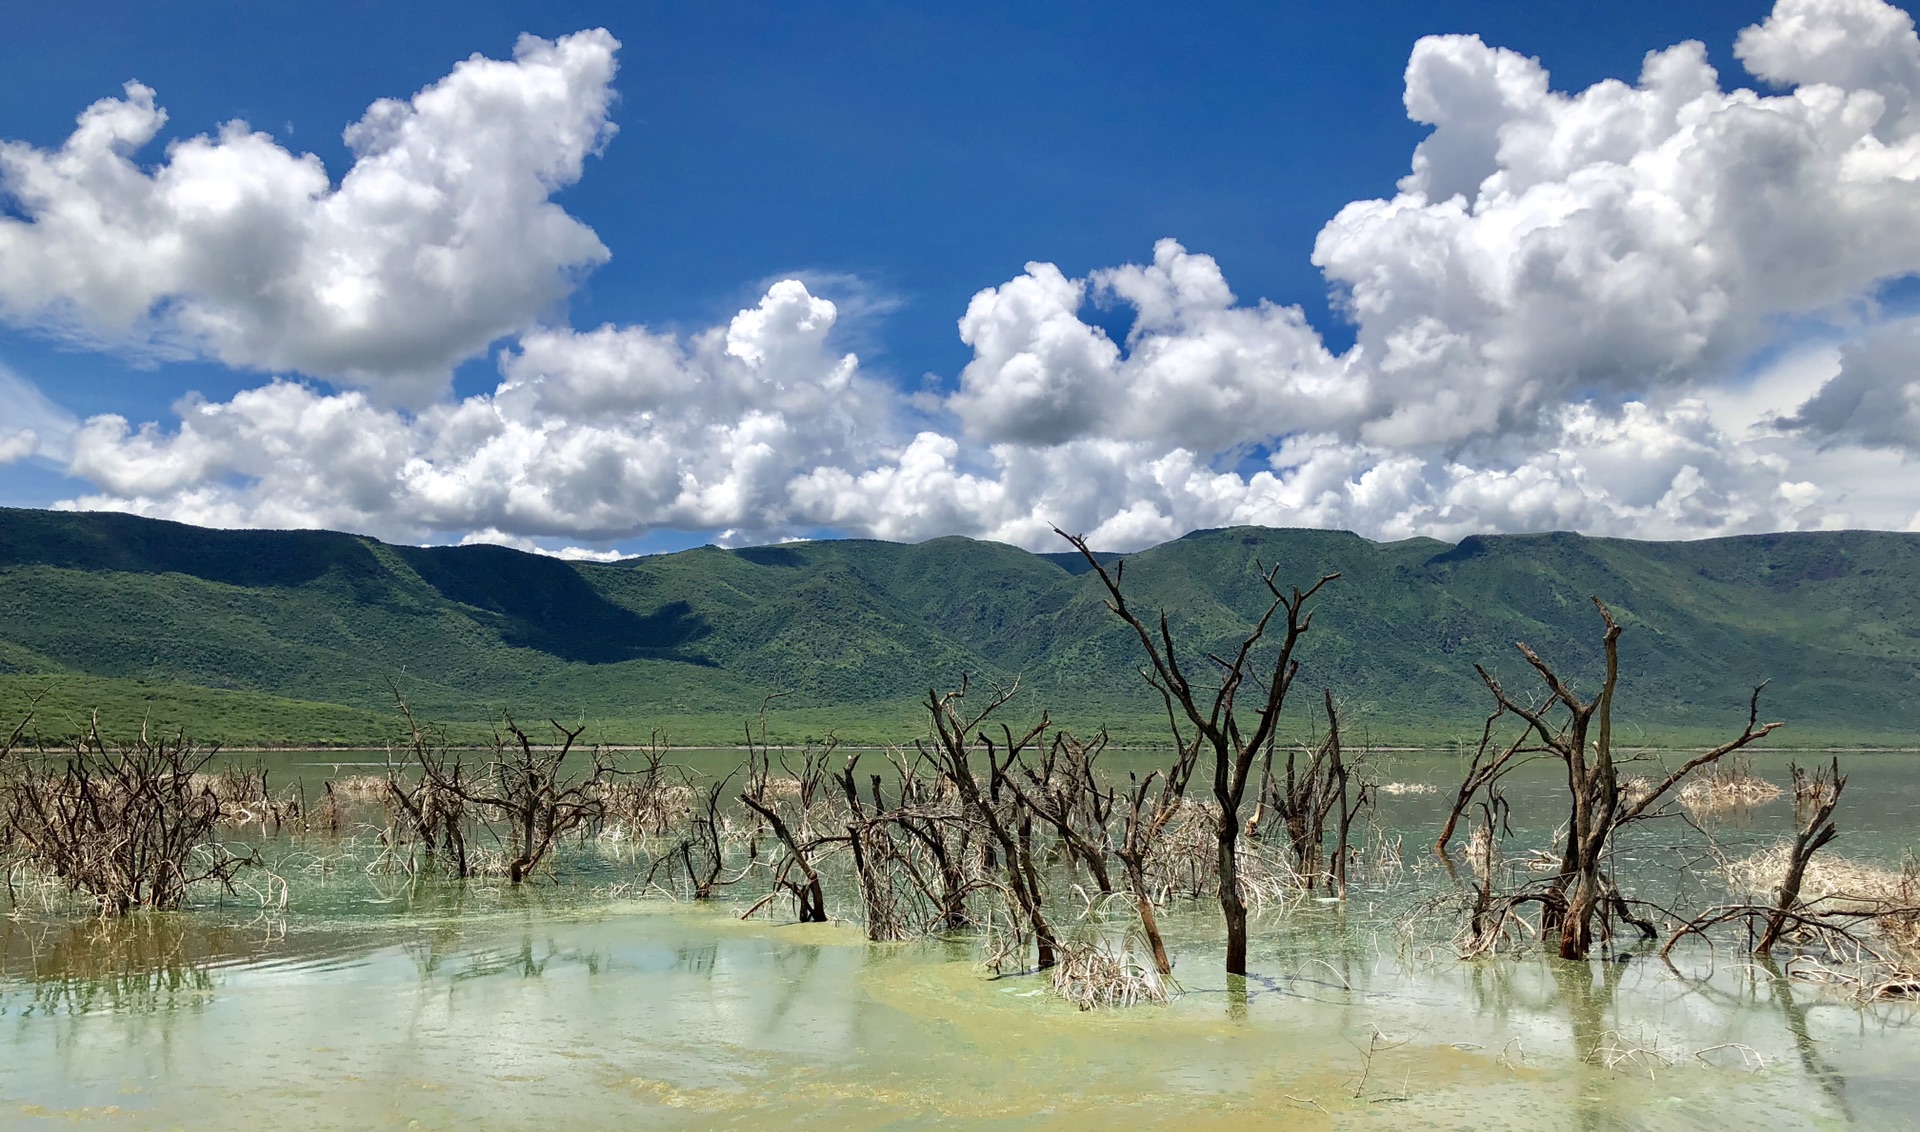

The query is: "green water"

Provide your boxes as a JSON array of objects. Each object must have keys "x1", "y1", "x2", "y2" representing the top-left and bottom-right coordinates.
[{"x1": 3, "y1": 750, "x2": 1917, "y2": 1129}]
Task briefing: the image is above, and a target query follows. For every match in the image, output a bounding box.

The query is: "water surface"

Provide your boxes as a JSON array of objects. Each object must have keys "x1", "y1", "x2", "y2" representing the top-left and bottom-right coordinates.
[{"x1": 3, "y1": 749, "x2": 1916, "y2": 1129}]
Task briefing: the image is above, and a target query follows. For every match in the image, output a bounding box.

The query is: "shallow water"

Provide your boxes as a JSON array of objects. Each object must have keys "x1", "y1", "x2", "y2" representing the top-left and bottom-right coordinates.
[{"x1": 3, "y1": 750, "x2": 1917, "y2": 1129}]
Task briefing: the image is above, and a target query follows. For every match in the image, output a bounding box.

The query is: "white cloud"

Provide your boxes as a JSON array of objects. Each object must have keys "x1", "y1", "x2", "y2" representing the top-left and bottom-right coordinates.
[
  {"x1": 59, "y1": 279, "x2": 896, "y2": 545},
  {"x1": 791, "y1": 396, "x2": 1840, "y2": 548},
  {"x1": 0, "y1": 30, "x2": 619, "y2": 405},
  {"x1": 0, "y1": 363, "x2": 77, "y2": 462},
  {"x1": 456, "y1": 529, "x2": 631, "y2": 562},
  {"x1": 948, "y1": 241, "x2": 1356, "y2": 452},
  {"x1": 1312, "y1": 4, "x2": 1920, "y2": 449},
  {"x1": 1785, "y1": 313, "x2": 1920, "y2": 449},
  {"x1": 0, "y1": 429, "x2": 35, "y2": 464},
  {"x1": 35, "y1": 1, "x2": 1920, "y2": 551}
]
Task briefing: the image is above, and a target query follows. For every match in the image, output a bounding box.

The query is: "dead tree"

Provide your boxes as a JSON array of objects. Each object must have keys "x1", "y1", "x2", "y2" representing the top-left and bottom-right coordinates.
[
  {"x1": 1664, "y1": 759, "x2": 1850, "y2": 959},
  {"x1": 1321, "y1": 691, "x2": 1368, "y2": 896},
  {"x1": 1115, "y1": 718, "x2": 1200, "y2": 975},
  {"x1": 1470, "y1": 599, "x2": 1781, "y2": 959},
  {"x1": 1435, "y1": 707, "x2": 1533, "y2": 854},
  {"x1": 1254, "y1": 689, "x2": 1368, "y2": 893},
  {"x1": 679, "y1": 768, "x2": 740, "y2": 899},
  {"x1": 383, "y1": 691, "x2": 476, "y2": 877},
  {"x1": 599, "y1": 733, "x2": 688, "y2": 839},
  {"x1": 741, "y1": 724, "x2": 828, "y2": 922},
  {"x1": 920, "y1": 679, "x2": 1059, "y2": 970},
  {"x1": 834, "y1": 753, "x2": 903, "y2": 938},
  {"x1": 1060, "y1": 527, "x2": 1337, "y2": 977},
  {"x1": 393, "y1": 705, "x2": 611, "y2": 884},
  {"x1": 480, "y1": 715, "x2": 610, "y2": 882},
  {"x1": 1001, "y1": 730, "x2": 1116, "y2": 895},
  {"x1": 1759, "y1": 760, "x2": 1846, "y2": 952},
  {"x1": 870, "y1": 747, "x2": 980, "y2": 933}
]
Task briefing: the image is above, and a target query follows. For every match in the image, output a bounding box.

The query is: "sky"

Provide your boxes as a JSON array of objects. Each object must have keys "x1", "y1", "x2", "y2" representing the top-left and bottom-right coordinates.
[{"x1": 3, "y1": 0, "x2": 1920, "y2": 557}]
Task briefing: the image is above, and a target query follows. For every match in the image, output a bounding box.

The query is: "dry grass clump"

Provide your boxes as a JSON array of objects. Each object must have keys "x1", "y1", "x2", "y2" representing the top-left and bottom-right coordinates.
[
  {"x1": 326, "y1": 774, "x2": 392, "y2": 803},
  {"x1": 1619, "y1": 775, "x2": 1654, "y2": 809},
  {"x1": 1727, "y1": 846, "x2": 1914, "y2": 917},
  {"x1": 1147, "y1": 798, "x2": 1220, "y2": 900},
  {"x1": 1677, "y1": 760, "x2": 1782, "y2": 813},
  {"x1": 1726, "y1": 845, "x2": 1920, "y2": 986},
  {"x1": 1050, "y1": 939, "x2": 1171, "y2": 1009},
  {"x1": 1466, "y1": 823, "x2": 1497, "y2": 882},
  {"x1": 1793, "y1": 771, "x2": 1839, "y2": 810},
  {"x1": 193, "y1": 765, "x2": 305, "y2": 830},
  {"x1": 597, "y1": 780, "x2": 693, "y2": 841},
  {"x1": 1234, "y1": 843, "x2": 1308, "y2": 910}
]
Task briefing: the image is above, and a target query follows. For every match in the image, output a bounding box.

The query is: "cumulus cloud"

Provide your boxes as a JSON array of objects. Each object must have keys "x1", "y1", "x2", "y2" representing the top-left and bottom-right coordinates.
[
  {"x1": 949, "y1": 241, "x2": 1356, "y2": 452},
  {"x1": 1313, "y1": 4, "x2": 1920, "y2": 448},
  {"x1": 793, "y1": 397, "x2": 1834, "y2": 548},
  {"x1": 1785, "y1": 313, "x2": 1920, "y2": 449},
  {"x1": 0, "y1": 30, "x2": 618, "y2": 404},
  {"x1": 59, "y1": 279, "x2": 895, "y2": 544},
  {"x1": 31, "y1": 0, "x2": 1920, "y2": 550}
]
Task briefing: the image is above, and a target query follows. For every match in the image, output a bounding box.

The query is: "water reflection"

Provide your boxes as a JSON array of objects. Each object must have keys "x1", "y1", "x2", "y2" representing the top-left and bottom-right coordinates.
[
  {"x1": 0, "y1": 916, "x2": 222, "y2": 1017},
  {"x1": 1761, "y1": 956, "x2": 1853, "y2": 1120}
]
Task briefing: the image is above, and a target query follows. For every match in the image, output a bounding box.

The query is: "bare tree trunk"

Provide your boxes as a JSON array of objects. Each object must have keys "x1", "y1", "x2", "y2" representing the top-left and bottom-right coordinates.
[
  {"x1": 1217, "y1": 806, "x2": 1249, "y2": 974},
  {"x1": 742, "y1": 793, "x2": 827, "y2": 922},
  {"x1": 1121, "y1": 853, "x2": 1173, "y2": 976},
  {"x1": 1326, "y1": 691, "x2": 1351, "y2": 896},
  {"x1": 1759, "y1": 759, "x2": 1844, "y2": 953}
]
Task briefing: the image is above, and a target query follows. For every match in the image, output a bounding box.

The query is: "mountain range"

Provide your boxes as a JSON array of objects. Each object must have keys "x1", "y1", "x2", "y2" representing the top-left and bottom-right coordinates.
[{"x1": 0, "y1": 507, "x2": 1913, "y2": 748}]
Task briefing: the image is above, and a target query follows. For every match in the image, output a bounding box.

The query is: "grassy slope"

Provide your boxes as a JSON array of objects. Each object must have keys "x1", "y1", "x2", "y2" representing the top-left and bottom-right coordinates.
[{"x1": 0, "y1": 508, "x2": 1914, "y2": 747}]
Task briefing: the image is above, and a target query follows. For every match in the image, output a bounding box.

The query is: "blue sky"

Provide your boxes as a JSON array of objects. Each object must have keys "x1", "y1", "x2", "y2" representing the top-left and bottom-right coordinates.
[{"x1": 3, "y1": 0, "x2": 1919, "y2": 553}]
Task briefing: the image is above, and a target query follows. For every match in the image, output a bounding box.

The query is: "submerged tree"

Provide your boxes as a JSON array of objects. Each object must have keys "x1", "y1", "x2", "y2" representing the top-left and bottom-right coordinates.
[
  {"x1": 920, "y1": 679, "x2": 1060, "y2": 969},
  {"x1": 1059, "y1": 528, "x2": 1337, "y2": 977},
  {"x1": 1454, "y1": 598, "x2": 1782, "y2": 960},
  {"x1": 386, "y1": 694, "x2": 611, "y2": 884}
]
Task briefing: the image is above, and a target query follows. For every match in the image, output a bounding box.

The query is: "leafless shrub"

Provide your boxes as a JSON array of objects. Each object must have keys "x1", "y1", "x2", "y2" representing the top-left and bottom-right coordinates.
[
  {"x1": 381, "y1": 700, "x2": 474, "y2": 878},
  {"x1": 469, "y1": 714, "x2": 610, "y2": 883},
  {"x1": 195, "y1": 763, "x2": 305, "y2": 832},
  {"x1": 600, "y1": 779, "x2": 694, "y2": 843},
  {"x1": 739, "y1": 715, "x2": 832, "y2": 923},
  {"x1": 838, "y1": 746, "x2": 985, "y2": 940},
  {"x1": 920, "y1": 678, "x2": 1060, "y2": 969},
  {"x1": 380, "y1": 692, "x2": 612, "y2": 884},
  {"x1": 1, "y1": 715, "x2": 253, "y2": 915},
  {"x1": 1249, "y1": 691, "x2": 1371, "y2": 894},
  {"x1": 1664, "y1": 760, "x2": 1920, "y2": 998},
  {"x1": 327, "y1": 774, "x2": 392, "y2": 803},
  {"x1": 1619, "y1": 775, "x2": 1654, "y2": 809},
  {"x1": 1141, "y1": 798, "x2": 1210, "y2": 900}
]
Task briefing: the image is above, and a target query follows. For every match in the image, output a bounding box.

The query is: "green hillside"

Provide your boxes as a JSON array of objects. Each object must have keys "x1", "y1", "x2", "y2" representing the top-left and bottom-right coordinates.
[{"x1": 0, "y1": 507, "x2": 1914, "y2": 747}]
